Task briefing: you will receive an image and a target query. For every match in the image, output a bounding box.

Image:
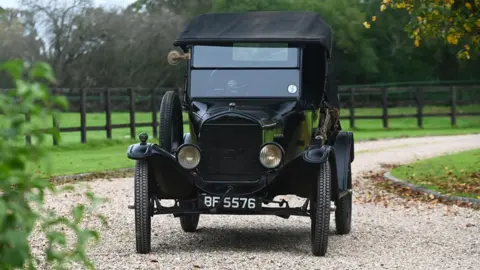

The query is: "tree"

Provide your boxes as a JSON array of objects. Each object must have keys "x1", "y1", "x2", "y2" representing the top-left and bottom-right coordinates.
[
  {"x1": 214, "y1": 0, "x2": 292, "y2": 11},
  {"x1": 364, "y1": 0, "x2": 480, "y2": 59},
  {"x1": 129, "y1": 0, "x2": 213, "y2": 19},
  {"x1": 20, "y1": 0, "x2": 96, "y2": 86},
  {"x1": 0, "y1": 9, "x2": 45, "y2": 88},
  {"x1": 65, "y1": 7, "x2": 185, "y2": 88}
]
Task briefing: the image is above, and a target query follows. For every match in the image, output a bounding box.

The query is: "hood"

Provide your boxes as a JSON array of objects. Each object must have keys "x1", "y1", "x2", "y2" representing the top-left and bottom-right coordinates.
[
  {"x1": 187, "y1": 99, "x2": 298, "y2": 135},
  {"x1": 193, "y1": 99, "x2": 296, "y2": 121}
]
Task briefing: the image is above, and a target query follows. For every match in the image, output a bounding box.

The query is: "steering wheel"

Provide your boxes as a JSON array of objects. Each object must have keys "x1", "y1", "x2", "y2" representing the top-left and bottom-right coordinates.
[{"x1": 206, "y1": 70, "x2": 249, "y2": 97}]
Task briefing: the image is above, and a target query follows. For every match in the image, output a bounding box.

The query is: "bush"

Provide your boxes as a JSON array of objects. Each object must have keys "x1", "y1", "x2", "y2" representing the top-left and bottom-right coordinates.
[{"x1": 0, "y1": 60, "x2": 105, "y2": 269}]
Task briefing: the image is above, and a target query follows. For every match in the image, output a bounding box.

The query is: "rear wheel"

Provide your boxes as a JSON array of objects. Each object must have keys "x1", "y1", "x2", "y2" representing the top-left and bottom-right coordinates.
[
  {"x1": 159, "y1": 91, "x2": 200, "y2": 231},
  {"x1": 310, "y1": 161, "x2": 332, "y2": 257},
  {"x1": 134, "y1": 160, "x2": 152, "y2": 254},
  {"x1": 159, "y1": 90, "x2": 183, "y2": 152},
  {"x1": 179, "y1": 201, "x2": 200, "y2": 232},
  {"x1": 335, "y1": 163, "x2": 352, "y2": 235}
]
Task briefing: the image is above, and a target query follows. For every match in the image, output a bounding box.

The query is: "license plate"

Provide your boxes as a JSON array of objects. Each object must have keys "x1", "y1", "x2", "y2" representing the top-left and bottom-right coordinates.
[{"x1": 198, "y1": 194, "x2": 261, "y2": 210}]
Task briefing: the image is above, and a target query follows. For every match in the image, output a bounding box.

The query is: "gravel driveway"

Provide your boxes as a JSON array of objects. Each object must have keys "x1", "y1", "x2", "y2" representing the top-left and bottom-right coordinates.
[{"x1": 31, "y1": 134, "x2": 480, "y2": 269}]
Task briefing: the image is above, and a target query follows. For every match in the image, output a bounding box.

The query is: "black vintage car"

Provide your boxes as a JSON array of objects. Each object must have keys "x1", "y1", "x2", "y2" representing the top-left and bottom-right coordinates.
[{"x1": 127, "y1": 11, "x2": 354, "y2": 257}]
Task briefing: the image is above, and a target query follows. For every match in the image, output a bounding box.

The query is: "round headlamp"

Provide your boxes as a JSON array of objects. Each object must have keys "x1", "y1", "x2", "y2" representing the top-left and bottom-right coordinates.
[
  {"x1": 259, "y1": 143, "x2": 284, "y2": 169},
  {"x1": 176, "y1": 144, "x2": 201, "y2": 169}
]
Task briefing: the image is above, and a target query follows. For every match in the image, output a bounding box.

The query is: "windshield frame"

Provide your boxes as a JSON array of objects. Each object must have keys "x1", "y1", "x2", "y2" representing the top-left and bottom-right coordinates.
[
  {"x1": 191, "y1": 44, "x2": 301, "y2": 69},
  {"x1": 186, "y1": 44, "x2": 303, "y2": 100},
  {"x1": 188, "y1": 69, "x2": 301, "y2": 99}
]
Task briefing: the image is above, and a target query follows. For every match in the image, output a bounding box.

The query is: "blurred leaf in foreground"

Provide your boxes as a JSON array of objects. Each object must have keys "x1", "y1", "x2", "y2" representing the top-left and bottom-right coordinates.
[{"x1": 0, "y1": 59, "x2": 106, "y2": 269}]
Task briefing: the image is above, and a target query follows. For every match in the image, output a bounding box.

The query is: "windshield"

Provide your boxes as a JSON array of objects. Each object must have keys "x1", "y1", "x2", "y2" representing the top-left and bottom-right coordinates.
[
  {"x1": 192, "y1": 44, "x2": 299, "y2": 68},
  {"x1": 189, "y1": 69, "x2": 300, "y2": 98}
]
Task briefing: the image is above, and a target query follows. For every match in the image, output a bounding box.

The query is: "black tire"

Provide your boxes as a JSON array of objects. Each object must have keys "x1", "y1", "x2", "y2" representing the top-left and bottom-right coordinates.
[
  {"x1": 159, "y1": 91, "x2": 200, "y2": 231},
  {"x1": 159, "y1": 90, "x2": 184, "y2": 152},
  {"x1": 311, "y1": 161, "x2": 332, "y2": 257},
  {"x1": 134, "y1": 160, "x2": 152, "y2": 254},
  {"x1": 335, "y1": 163, "x2": 352, "y2": 235},
  {"x1": 179, "y1": 202, "x2": 200, "y2": 232}
]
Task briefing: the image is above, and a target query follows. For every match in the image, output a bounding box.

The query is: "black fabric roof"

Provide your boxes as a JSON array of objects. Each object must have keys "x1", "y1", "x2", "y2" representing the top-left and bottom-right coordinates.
[{"x1": 173, "y1": 11, "x2": 332, "y2": 53}]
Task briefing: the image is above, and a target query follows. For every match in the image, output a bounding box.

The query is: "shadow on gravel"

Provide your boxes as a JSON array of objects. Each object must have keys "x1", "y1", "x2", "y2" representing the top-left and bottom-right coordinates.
[{"x1": 151, "y1": 226, "x2": 338, "y2": 254}]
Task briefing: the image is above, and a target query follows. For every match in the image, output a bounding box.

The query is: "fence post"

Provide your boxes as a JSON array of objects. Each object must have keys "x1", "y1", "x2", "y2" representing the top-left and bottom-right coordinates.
[
  {"x1": 104, "y1": 88, "x2": 112, "y2": 139},
  {"x1": 381, "y1": 87, "x2": 389, "y2": 128},
  {"x1": 52, "y1": 115, "x2": 59, "y2": 146},
  {"x1": 349, "y1": 88, "x2": 355, "y2": 129},
  {"x1": 151, "y1": 88, "x2": 158, "y2": 138},
  {"x1": 25, "y1": 112, "x2": 31, "y2": 145},
  {"x1": 80, "y1": 88, "x2": 87, "y2": 143},
  {"x1": 416, "y1": 88, "x2": 424, "y2": 128},
  {"x1": 51, "y1": 88, "x2": 59, "y2": 146},
  {"x1": 451, "y1": 86, "x2": 457, "y2": 127},
  {"x1": 129, "y1": 88, "x2": 136, "y2": 139}
]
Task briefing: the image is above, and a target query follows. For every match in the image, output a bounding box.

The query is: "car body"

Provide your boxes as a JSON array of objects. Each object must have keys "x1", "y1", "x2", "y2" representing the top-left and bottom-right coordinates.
[{"x1": 127, "y1": 11, "x2": 354, "y2": 256}]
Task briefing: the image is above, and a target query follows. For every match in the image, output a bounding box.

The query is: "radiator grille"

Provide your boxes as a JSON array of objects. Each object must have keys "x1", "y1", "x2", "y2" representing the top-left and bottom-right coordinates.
[{"x1": 198, "y1": 118, "x2": 264, "y2": 182}]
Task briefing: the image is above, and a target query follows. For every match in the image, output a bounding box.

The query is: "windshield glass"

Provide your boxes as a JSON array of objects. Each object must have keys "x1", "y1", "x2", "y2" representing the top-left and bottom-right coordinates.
[
  {"x1": 192, "y1": 44, "x2": 299, "y2": 68},
  {"x1": 189, "y1": 69, "x2": 300, "y2": 98}
]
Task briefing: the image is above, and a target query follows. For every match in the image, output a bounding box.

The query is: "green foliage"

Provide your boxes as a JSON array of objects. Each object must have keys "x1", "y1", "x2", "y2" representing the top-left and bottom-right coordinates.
[
  {"x1": 0, "y1": 60, "x2": 104, "y2": 269},
  {"x1": 130, "y1": 0, "x2": 213, "y2": 18},
  {"x1": 365, "y1": 0, "x2": 480, "y2": 60},
  {"x1": 361, "y1": 0, "x2": 480, "y2": 81}
]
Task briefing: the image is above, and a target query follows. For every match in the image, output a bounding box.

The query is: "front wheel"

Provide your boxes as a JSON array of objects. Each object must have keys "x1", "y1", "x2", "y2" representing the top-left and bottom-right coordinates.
[
  {"x1": 134, "y1": 160, "x2": 152, "y2": 254},
  {"x1": 310, "y1": 161, "x2": 332, "y2": 257}
]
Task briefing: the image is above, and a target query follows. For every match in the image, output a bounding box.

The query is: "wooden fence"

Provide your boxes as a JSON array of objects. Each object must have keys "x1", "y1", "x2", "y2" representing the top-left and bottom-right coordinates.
[{"x1": 14, "y1": 83, "x2": 480, "y2": 145}]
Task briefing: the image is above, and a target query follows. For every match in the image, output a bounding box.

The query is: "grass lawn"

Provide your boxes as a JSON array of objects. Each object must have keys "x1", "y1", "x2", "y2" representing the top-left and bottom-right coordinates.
[
  {"x1": 391, "y1": 149, "x2": 480, "y2": 199},
  {"x1": 27, "y1": 104, "x2": 480, "y2": 177},
  {"x1": 35, "y1": 139, "x2": 137, "y2": 178},
  {"x1": 19, "y1": 104, "x2": 479, "y2": 145}
]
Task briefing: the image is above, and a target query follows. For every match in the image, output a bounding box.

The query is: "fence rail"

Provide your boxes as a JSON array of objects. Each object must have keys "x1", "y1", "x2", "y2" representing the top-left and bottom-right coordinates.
[{"x1": 5, "y1": 83, "x2": 479, "y2": 145}]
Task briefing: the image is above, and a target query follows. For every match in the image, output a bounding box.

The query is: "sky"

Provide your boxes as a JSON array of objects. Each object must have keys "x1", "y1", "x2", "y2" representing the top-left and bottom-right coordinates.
[{"x1": 1, "y1": 0, "x2": 136, "y2": 9}]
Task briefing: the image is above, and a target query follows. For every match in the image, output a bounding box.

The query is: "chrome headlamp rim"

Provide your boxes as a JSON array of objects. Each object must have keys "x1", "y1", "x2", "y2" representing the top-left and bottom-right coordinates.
[
  {"x1": 259, "y1": 142, "x2": 285, "y2": 169},
  {"x1": 175, "y1": 143, "x2": 202, "y2": 170}
]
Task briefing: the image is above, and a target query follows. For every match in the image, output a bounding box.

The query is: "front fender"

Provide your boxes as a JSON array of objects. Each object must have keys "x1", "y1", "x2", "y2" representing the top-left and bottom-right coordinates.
[
  {"x1": 333, "y1": 131, "x2": 354, "y2": 192},
  {"x1": 127, "y1": 142, "x2": 155, "y2": 160},
  {"x1": 127, "y1": 142, "x2": 180, "y2": 160},
  {"x1": 303, "y1": 144, "x2": 339, "y2": 200},
  {"x1": 127, "y1": 142, "x2": 182, "y2": 168},
  {"x1": 267, "y1": 144, "x2": 338, "y2": 199},
  {"x1": 302, "y1": 144, "x2": 331, "y2": 165},
  {"x1": 127, "y1": 142, "x2": 198, "y2": 199},
  {"x1": 276, "y1": 144, "x2": 336, "y2": 173}
]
